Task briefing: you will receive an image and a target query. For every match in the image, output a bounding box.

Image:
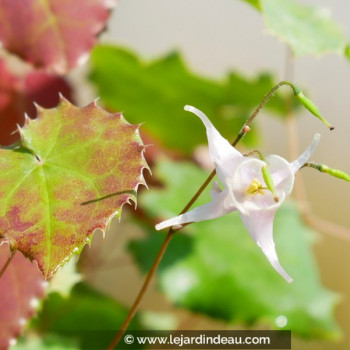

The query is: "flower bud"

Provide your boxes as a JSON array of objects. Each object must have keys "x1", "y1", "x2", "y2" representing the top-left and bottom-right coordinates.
[
  {"x1": 318, "y1": 164, "x2": 350, "y2": 182},
  {"x1": 290, "y1": 84, "x2": 334, "y2": 130}
]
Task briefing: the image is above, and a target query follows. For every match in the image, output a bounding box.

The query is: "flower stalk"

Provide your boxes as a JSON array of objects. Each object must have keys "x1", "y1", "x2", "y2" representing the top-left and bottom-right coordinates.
[{"x1": 107, "y1": 80, "x2": 334, "y2": 349}]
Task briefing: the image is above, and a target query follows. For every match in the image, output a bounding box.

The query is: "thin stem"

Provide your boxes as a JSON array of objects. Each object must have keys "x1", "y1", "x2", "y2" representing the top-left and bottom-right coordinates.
[
  {"x1": 244, "y1": 149, "x2": 265, "y2": 160},
  {"x1": 107, "y1": 80, "x2": 295, "y2": 350},
  {"x1": 179, "y1": 169, "x2": 216, "y2": 215},
  {"x1": 301, "y1": 162, "x2": 319, "y2": 170},
  {"x1": 107, "y1": 229, "x2": 175, "y2": 350},
  {"x1": 232, "y1": 80, "x2": 294, "y2": 147},
  {"x1": 284, "y1": 46, "x2": 309, "y2": 211},
  {"x1": 0, "y1": 251, "x2": 15, "y2": 280},
  {"x1": 284, "y1": 46, "x2": 294, "y2": 83}
]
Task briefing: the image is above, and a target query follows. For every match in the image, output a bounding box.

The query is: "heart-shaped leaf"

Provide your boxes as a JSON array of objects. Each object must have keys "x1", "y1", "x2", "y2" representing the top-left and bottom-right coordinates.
[
  {"x1": 0, "y1": 242, "x2": 45, "y2": 350},
  {"x1": 0, "y1": 0, "x2": 115, "y2": 73},
  {"x1": 261, "y1": 0, "x2": 347, "y2": 56},
  {"x1": 242, "y1": 0, "x2": 348, "y2": 57},
  {"x1": 0, "y1": 98, "x2": 148, "y2": 278}
]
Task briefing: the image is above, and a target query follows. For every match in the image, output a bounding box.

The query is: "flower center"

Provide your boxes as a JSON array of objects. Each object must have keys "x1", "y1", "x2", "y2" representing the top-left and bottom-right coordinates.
[{"x1": 246, "y1": 178, "x2": 265, "y2": 196}]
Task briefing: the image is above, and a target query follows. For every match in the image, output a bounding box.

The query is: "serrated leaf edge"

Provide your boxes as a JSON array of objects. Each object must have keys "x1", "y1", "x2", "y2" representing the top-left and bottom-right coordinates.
[{"x1": 6, "y1": 95, "x2": 150, "y2": 278}]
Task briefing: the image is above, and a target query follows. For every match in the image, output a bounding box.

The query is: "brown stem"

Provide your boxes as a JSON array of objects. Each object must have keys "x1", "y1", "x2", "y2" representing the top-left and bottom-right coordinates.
[
  {"x1": 107, "y1": 228, "x2": 175, "y2": 350},
  {"x1": 233, "y1": 80, "x2": 294, "y2": 148},
  {"x1": 283, "y1": 47, "x2": 350, "y2": 240},
  {"x1": 0, "y1": 251, "x2": 15, "y2": 280},
  {"x1": 283, "y1": 46, "x2": 309, "y2": 212},
  {"x1": 107, "y1": 80, "x2": 296, "y2": 350}
]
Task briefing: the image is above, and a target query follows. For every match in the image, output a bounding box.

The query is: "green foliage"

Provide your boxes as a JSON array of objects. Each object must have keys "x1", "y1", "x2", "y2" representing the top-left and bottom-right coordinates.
[
  {"x1": 130, "y1": 160, "x2": 341, "y2": 339},
  {"x1": 90, "y1": 45, "x2": 294, "y2": 154},
  {"x1": 244, "y1": 0, "x2": 348, "y2": 57},
  {"x1": 0, "y1": 98, "x2": 147, "y2": 278},
  {"x1": 33, "y1": 282, "x2": 141, "y2": 349}
]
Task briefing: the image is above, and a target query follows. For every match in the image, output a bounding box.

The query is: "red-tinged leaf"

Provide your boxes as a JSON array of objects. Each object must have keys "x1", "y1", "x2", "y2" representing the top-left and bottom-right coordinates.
[
  {"x1": 0, "y1": 98, "x2": 148, "y2": 279},
  {"x1": 0, "y1": 59, "x2": 72, "y2": 146},
  {"x1": 24, "y1": 71, "x2": 73, "y2": 118},
  {"x1": 0, "y1": 0, "x2": 115, "y2": 73},
  {"x1": 0, "y1": 242, "x2": 45, "y2": 350},
  {"x1": 0, "y1": 60, "x2": 23, "y2": 145}
]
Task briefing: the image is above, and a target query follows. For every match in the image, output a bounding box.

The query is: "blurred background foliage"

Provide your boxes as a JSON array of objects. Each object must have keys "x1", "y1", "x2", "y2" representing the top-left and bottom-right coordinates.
[
  {"x1": 89, "y1": 45, "x2": 298, "y2": 152},
  {"x1": 3, "y1": 0, "x2": 350, "y2": 349}
]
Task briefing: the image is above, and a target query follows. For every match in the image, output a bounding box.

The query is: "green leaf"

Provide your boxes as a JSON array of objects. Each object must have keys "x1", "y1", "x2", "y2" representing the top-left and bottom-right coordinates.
[
  {"x1": 0, "y1": 98, "x2": 148, "y2": 278},
  {"x1": 32, "y1": 282, "x2": 142, "y2": 349},
  {"x1": 90, "y1": 45, "x2": 292, "y2": 154},
  {"x1": 260, "y1": 0, "x2": 347, "y2": 56},
  {"x1": 130, "y1": 160, "x2": 341, "y2": 339}
]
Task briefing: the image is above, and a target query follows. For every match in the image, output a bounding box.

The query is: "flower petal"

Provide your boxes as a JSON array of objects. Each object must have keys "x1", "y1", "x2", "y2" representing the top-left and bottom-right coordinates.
[
  {"x1": 210, "y1": 181, "x2": 221, "y2": 198},
  {"x1": 266, "y1": 154, "x2": 294, "y2": 197},
  {"x1": 290, "y1": 133, "x2": 321, "y2": 173},
  {"x1": 240, "y1": 210, "x2": 293, "y2": 283},
  {"x1": 184, "y1": 105, "x2": 242, "y2": 184},
  {"x1": 156, "y1": 189, "x2": 235, "y2": 231}
]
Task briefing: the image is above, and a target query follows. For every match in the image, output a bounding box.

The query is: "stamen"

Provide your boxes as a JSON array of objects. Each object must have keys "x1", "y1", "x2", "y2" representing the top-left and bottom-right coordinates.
[{"x1": 246, "y1": 179, "x2": 265, "y2": 196}]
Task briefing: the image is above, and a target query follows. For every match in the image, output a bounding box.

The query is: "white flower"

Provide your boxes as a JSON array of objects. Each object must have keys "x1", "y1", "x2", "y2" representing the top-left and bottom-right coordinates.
[{"x1": 156, "y1": 106, "x2": 321, "y2": 283}]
